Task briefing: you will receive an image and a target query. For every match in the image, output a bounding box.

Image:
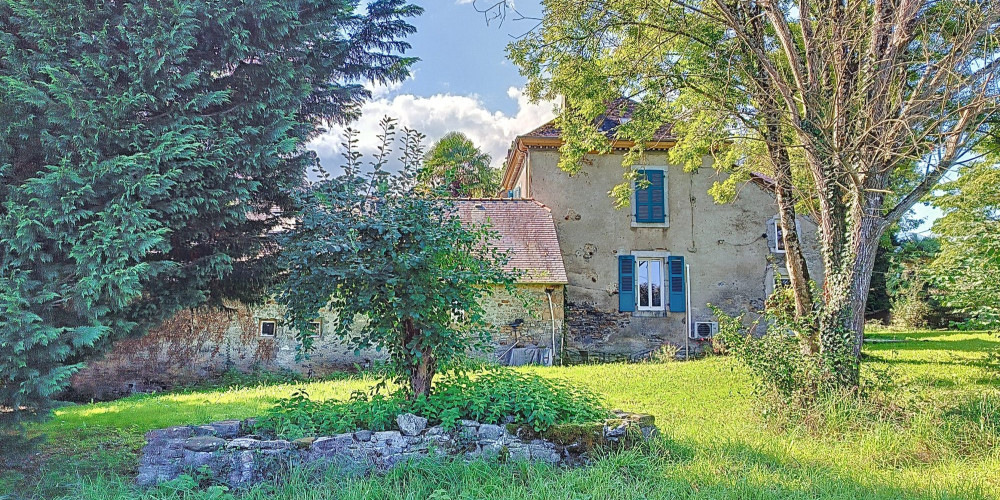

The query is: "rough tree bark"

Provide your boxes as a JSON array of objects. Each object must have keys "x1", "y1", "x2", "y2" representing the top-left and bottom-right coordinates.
[
  {"x1": 745, "y1": 3, "x2": 817, "y2": 349},
  {"x1": 403, "y1": 318, "x2": 436, "y2": 398}
]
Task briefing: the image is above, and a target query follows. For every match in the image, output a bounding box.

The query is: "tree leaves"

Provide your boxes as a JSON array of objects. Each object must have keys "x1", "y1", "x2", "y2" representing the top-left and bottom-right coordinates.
[
  {"x1": 0, "y1": 0, "x2": 421, "y2": 428},
  {"x1": 278, "y1": 118, "x2": 518, "y2": 397}
]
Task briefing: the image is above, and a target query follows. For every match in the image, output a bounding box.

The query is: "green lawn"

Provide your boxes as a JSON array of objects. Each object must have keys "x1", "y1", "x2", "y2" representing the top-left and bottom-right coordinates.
[{"x1": 3, "y1": 329, "x2": 998, "y2": 499}]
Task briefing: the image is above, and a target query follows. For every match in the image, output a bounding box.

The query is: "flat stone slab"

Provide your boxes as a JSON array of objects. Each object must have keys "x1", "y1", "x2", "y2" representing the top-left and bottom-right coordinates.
[{"x1": 184, "y1": 436, "x2": 226, "y2": 452}]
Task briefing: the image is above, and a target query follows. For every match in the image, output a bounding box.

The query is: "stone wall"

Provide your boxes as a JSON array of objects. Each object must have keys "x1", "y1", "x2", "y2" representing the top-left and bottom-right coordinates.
[
  {"x1": 137, "y1": 412, "x2": 656, "y2": 489},
  {"x1": 69, "y1": 284, "x2": 564, "y2": 401},
  {"x1": 486, "y1": 284, "x2": 564, "y2": 350}
]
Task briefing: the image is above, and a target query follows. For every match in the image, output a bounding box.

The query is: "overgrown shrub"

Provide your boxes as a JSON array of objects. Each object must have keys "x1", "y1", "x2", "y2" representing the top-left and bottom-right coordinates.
[
  {"x1": 254, "y1": 369, "x2": 609, "y2": 439},
  {"x1": 711, "y1": 304, "x2": 825, "y2": 410},
  {"x1": 646, "y1": 344, "x2": 680, "y2": 362},
  {"x1": 408, "y1": 370, "x2": 608, "y2": 431},
  {"x1": 710, "y1": 295, "x2": 946, "y2": 434}
]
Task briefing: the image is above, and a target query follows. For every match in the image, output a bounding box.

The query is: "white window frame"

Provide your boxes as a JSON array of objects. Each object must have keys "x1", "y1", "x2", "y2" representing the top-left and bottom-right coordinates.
[
  {"x1": 308, "y1": 320, "x2": 322, "y2": 338},
  {"x1": 765, "y1": 266, "x2": 793, "y2": 298},
  {"x1": 259, "y1": 319, "x2": 277, "y2": 337},
  {"x1": 630, "y1": 167, "x2": 669, "y2": 228},
  {"x1": 631, "y1": 250, "x2": 670, "y2": 312},
  {"x1": 771, "y1": 217, "x2": 802, "y2": 254}
]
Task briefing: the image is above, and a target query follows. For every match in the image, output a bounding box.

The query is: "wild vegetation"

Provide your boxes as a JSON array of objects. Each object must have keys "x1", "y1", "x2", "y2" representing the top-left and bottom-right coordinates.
[
  {"x1": 277, "y1": 118, "x2": 518, "y2": 398},
  {"x1": 2, "y1": 330, "x2": 997, "y2": 499},
  {"x1": 254, "y1": 370, "x2": 608, "y2": 439},
  {"x1": 927, "y1": 159, "x2": 1000, "y2": 329},
  {"x1": 507, "y1": 0, "x2": 1000, "y2": 387},
  {"x1": 0, "y1": 0, "x2": 421, "y2": 433}
]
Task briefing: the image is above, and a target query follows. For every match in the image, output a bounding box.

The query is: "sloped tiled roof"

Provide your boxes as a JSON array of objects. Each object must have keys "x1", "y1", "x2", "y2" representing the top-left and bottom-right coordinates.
[
  {"x1": 501, "y1": 98, "x2": 676, "y2": 192},
  {"x1": 521, "y1": 97, "x2": 674, "y2": 142},
  {"x1": 453, "y1": 200, "x2": 568, "y2": 284}
]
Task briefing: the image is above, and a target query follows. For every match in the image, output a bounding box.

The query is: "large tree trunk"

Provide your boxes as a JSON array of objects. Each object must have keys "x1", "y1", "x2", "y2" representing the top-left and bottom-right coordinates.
[
  {"x1": 816, "y1": 194, "x2": 888, "y2": 386},
  {"x1": 768, "y1": 135, "x2": 814, "y2": 321},
  {"x1": 403, "y1": 318, "x2": 436, "y2": 399},
  {"x1": 746, "y1": 5, "x2": 815, "y2": 335}
]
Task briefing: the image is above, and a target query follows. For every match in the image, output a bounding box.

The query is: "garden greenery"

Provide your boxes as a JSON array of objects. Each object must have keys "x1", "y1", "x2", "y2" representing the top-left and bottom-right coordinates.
[
  {"x1": 277, "y1": 117, "x2": 519, "y2": 398},
  {"x1": 254, "y1": 369, "x2": 610, "y2": 439},
  {"x1": 0, "y1": 0, "x2": 420, "y2": 431}
]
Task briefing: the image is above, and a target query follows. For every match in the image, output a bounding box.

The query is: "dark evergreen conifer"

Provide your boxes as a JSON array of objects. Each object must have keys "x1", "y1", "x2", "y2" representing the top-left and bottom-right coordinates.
[{"x1": 0, "y1": 0, "x2": 421, "y2": 429}]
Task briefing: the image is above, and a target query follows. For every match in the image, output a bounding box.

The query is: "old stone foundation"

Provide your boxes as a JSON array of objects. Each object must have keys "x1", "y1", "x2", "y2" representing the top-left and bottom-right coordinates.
[{"x1": 137, "y1": 411, "x2": 657, "y2": 488}]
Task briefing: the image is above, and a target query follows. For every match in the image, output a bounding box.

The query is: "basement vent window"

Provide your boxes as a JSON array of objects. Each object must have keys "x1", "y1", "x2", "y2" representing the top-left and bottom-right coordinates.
[{"x1": 259, "y1": 320, "x2": 277, "y2": 337}]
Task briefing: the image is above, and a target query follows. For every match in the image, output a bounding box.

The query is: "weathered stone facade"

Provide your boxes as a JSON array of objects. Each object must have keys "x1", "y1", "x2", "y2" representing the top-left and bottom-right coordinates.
[
  {"x1": 68, "y1": 284, "x2": 564, "y2": 401},
  {"x1": 503, "y1": 145, "x2": 824, "y2": 360},
  {"x1": 137, "y1": 412, "x2": 657, "y2": 488}
]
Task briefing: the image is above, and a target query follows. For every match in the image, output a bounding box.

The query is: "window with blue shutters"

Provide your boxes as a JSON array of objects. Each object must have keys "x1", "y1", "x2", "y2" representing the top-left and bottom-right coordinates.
[
  {"x1": 618, "y1": 255, "x2": 636, "y2": 312},
  {"x1": 634, "y1": 169, "x2": 666, "y2": 224},
  {"x1": 636, "y1": 257, "x2": 665, "y2": 311},
  {"x1": 668, "y1": 256, "x2": 686, "y2": 312}
]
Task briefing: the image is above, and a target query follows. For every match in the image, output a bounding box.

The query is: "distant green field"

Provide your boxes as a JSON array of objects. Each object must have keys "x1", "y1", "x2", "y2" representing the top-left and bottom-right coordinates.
[{"x1": 3, "y1": 329, "x2": 998, "y2": 499}]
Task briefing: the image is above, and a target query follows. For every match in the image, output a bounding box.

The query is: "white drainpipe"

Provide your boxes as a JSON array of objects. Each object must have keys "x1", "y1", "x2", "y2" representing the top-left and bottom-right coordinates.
[
  {"x1": 685, "y1": 263, "x2": 692, "y2": 361},
  {"x1": 545, "y1": 288, "x2": 557, "y2": 366}
]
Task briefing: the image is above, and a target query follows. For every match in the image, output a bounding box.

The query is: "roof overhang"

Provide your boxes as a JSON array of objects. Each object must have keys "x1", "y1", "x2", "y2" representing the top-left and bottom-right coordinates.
[{"x1": 500, "y1": 136, "x2": 678, "y2": 192}]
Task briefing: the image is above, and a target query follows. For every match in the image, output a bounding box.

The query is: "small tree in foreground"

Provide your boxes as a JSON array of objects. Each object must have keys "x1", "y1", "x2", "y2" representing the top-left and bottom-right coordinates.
[{"x1": 278, "y1": 118, "x2": 518, "y2": 398}]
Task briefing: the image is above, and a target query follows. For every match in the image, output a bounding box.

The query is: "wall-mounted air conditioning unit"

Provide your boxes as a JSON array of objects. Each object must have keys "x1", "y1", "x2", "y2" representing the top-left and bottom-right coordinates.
[{"x1": 691, "y1": 321, "x2": 719, "y2": 340}]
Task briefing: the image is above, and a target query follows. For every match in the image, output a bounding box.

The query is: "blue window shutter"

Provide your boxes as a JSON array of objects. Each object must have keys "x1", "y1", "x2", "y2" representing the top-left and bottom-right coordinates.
[
  {"x1": 619, "y1": 255, "x2": 636, "y2": 312},
  {"x1": 635, "y1": 170, "x2": 665, "y2": 223},
  {"x1": 649, "y1": 170, "x2": 665, "y2": 223},
  {"x1": 668, "y1": 256, "x2": 685, "y2": 312}
]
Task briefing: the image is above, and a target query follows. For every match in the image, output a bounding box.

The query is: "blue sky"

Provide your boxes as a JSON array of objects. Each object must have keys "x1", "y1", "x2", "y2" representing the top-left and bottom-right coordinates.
[
  {"x1": 309, "y1": 0, "x2": 939, "y2": 233},
  {"x1": 310, "y1": 1, "x2": 553, "y2": 172}
]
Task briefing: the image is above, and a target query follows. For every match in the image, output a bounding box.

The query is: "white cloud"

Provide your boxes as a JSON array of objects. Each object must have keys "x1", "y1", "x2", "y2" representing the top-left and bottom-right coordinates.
[{"x1": 309, "y1": 87, "x2": 555, "y2": 174}]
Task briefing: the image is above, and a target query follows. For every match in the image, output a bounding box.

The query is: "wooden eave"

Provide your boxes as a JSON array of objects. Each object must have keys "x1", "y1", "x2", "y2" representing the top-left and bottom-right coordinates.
[{"x1": 500, "y1": 136, "x2": 678, "y2": 192}]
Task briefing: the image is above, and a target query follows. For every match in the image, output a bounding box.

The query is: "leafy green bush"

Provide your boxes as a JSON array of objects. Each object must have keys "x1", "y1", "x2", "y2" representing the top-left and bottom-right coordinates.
[
  {"x1": 712, "y1": 304, "x2": 824, "y2": 409},
  {"x1": 710, "y1": 299, "x2": 935, "y2": 433},
  {"x1": 254, "y1": 369, "x2": 609, "y2": 439},
  {"x1": 409, "y1": 370, "x2": 609, "y2": 431}
]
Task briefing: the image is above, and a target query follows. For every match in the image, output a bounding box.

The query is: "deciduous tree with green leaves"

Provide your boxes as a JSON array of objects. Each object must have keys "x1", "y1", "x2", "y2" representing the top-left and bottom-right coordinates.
[
  {"x1": 929, "y1": 159, "x2": 1000, "y2": 329},
  {"x1": 278, "y1": 118, "x2": 518, "y2": 398},
  {"x1": 418, "y1": 132, "x2": 500, "y2": 197},
  {"x1": 0, "y1": 0, "x2": 420, "y2": 430},
  {"x1": 508, "y1": 0, "x2": 1000, "y2": 386}
]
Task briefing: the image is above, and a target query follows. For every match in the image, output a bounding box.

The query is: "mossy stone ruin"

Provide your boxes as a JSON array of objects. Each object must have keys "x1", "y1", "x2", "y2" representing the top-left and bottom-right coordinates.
[{"x1": 137, "y1": 411, "x2": 657, "y2": 488}]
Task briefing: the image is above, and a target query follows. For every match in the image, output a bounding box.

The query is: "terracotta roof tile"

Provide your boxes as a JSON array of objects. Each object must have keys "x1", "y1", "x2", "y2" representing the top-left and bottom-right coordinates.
[
  {"x1": 453, "y1": 200, "x2": 568, "y2": 284},
  {"x1": 521, "y1": 98, "x2": 674, "y2": 141}
]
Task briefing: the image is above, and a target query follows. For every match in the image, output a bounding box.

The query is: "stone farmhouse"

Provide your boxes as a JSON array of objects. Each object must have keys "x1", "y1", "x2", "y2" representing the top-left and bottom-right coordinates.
[
  {"x1": 68, "y1": 101, "x2": 822, "y2": 400},
  {"x1": 500, "y1": 101, "x2": 823, "y2": 362}
]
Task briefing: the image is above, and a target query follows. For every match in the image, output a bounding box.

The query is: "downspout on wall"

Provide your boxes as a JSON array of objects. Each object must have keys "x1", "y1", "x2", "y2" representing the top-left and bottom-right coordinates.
[
  {"x1": 545, "y1": 287, "x2": 557, "y2": 366},
  {"x1": 685, "y1": 263, "x2": 692, "y2": 360}
]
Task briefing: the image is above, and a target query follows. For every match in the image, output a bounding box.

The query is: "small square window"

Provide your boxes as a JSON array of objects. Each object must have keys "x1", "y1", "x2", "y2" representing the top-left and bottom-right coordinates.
[
  {"x1": 308, "y1": 320, "x2": 322, "y2": 338},
  {"x1": 259, "y1": 320, "x2": 277, "y2": 337},
  {"x1": 771, "y1": 218, "x2": 802, "y2": 253}
]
